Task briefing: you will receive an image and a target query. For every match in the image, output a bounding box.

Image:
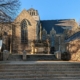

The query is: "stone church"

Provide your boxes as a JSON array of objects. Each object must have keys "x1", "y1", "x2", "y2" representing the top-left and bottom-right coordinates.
[{"x1": 0, "y1": 8, "x2": 80, "y2": 61}]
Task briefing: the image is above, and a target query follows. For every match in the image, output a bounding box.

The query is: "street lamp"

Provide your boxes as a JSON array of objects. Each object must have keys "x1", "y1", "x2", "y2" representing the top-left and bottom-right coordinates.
[
  {"x1": 56, "y1": 34, "x2": 62, "y2": 51},
  {"x1": 0, "y1": 40, "x2": 2, "y2": 52}
]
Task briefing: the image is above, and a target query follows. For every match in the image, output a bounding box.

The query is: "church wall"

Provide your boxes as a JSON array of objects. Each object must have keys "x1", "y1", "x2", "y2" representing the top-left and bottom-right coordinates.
[
  {"x1": 12, "y1": 10, "x2": 37, "y2": 54},
  {"x1": 14, "y1": 10, "x2": 37, "y2": 40},
  {"x1": 41, "y1": 28, "x2": 66, "y2": 52},
  {"x1": 0, "y1": 9, "x2": 79, "y2": 56}
]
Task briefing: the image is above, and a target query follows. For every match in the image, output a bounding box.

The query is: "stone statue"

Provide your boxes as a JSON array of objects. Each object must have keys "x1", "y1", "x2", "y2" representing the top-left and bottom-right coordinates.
[
  {"x1": 31, "y1": 41, "x2": 35, "y2": 54},
  {"x1": 46, "y1": 39, "x2": 50, "y2": 54}
]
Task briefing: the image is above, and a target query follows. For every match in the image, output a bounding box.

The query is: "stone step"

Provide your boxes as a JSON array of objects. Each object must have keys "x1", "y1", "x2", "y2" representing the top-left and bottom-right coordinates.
[
  {"x1": 0, "y1": 69, "x2": 80, "y2": 72},
  {"x1": 0, "y1": 66, "x2": 80, "y2": 69},
  {"x1": 0, "y1": 72, "x2": 80, "y2": 76},
  {"x1": 0, "y1": 62, "x2": 80, "y2": 67},
  {"x1": 0, "y1": 73, "x2": 80, "y2": 76},
  {"x1": 27, "y1": 55, "x2": 57, "y2": 61},
  {"x1": 2, "y1": 65, "x2": 77, "y2": 67},
  {"x1": 0, "y1": 75, "x2": 80, "y2": 79},
  {"x1": 0, "y1": 65, "x2": 80, "y2": 69},
  {"x1": 0, "y1": 67, "x2": 80, "y2": 71},
  {"x1": 0, "y1": 65, "x2": 80, "y2": 67},
  {"x1": 0, "y1": 71, "x2": 80, "y2": 74},
  {"x1": 0, "y1": 78, "x2": 80, "y2": 80},
  {"x1": 0, "y1": 61, "x2": 80, "y2": 80},
  {"x1": 8, "y1": 55, "x2": 57, "y2": 61}
]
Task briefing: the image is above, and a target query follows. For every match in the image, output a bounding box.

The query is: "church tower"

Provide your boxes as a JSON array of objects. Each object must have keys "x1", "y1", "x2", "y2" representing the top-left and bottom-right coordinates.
[
  {"x1": 27, "y1": 8, "x2": 40, "y2": 21},
  {"x1": 27, "y1": 8, "x2": 40, "y2": 40}
]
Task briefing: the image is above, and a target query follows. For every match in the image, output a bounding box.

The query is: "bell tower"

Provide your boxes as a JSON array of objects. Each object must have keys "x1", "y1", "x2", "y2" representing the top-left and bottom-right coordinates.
[
  {"x1": 27, "y1": 8, "x2": 40, "y2": 40},
  {"x1": 27, "y1": 8, "x2": 40, "y2": 21}
]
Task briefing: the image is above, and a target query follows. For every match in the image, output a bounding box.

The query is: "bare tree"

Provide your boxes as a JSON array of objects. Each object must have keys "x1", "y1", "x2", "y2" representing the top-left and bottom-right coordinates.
[{"x1": 0, "y1": 0, "x2": 20, "y2": 22}]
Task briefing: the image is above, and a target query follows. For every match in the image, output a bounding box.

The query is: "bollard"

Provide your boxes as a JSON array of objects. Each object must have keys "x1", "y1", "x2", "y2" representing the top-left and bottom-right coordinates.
[
  {"x1": 54, "y1": 51, "x2": 61, "y2": 60},
  {"x1": 23, "y1": 50, "x2": 26, "y2": 61}
]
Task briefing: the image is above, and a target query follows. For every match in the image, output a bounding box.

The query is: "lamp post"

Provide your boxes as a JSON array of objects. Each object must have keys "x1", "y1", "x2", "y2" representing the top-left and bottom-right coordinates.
[
  {"x1": 58, "y1": 35, "x2": 61, "y2": 52},
  {"x1": 56, "y1": 34, "x2": 62, "y2": 51},
  {"x1": 0, "y1": 40, "x2": 2, "y2": 52},
  {"x1": 0, "y1": 40, "x2": 2, "y2": 60}
]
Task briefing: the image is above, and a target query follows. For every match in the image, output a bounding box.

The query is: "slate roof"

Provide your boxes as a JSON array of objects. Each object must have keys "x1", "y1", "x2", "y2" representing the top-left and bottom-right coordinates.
[
  {"x1": 65, "y1": 31, "x2": 80, "y2": 42},
  {"x1": 40, "y1": 19, "x2": 76, "y2": 34}
]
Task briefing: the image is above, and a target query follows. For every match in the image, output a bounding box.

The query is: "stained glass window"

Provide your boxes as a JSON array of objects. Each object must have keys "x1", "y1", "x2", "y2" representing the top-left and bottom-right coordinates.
[{"x1": 21, "y1": 20, "x2": 28, "y2": 43}]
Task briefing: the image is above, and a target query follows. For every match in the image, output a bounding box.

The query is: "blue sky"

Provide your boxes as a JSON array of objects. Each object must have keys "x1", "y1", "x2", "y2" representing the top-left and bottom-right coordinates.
[{"x1": 19, "y1": 0, "x2": 80, "y2": 23}]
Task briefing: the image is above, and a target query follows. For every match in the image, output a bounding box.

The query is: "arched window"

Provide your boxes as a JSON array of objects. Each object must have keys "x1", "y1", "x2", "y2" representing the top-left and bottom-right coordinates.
[{"x1": 21, "y1": 20, "x2": 28, "y2": 43}]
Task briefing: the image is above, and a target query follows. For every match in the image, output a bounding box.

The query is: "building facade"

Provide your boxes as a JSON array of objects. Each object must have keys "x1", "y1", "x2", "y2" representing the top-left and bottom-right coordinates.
[{"x1": 0, "y1": 8, "x2": 80, "y2": 60}]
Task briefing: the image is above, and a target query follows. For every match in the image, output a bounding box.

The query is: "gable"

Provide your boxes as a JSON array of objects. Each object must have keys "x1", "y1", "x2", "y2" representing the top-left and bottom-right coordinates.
[{"x1": 14, "y1": 9, "x2": 37, "y2": 25}]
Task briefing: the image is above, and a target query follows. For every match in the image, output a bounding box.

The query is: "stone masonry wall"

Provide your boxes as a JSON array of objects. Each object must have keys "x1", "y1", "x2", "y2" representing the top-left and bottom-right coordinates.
[{"x1": 12, "y1": 9, "x2": 37, "y2": 54}]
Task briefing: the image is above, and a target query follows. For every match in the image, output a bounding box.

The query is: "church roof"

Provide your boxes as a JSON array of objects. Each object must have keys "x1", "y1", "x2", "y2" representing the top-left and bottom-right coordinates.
[
  {"x1": 65, "y1": 31, "x2": 80, "y2": 42},
  {"x1": 40, "y1": 19, "x2": 76, "y2": 34},
  {"x1": 40, "y1": 20, "x2": 65, "y2": 34}
]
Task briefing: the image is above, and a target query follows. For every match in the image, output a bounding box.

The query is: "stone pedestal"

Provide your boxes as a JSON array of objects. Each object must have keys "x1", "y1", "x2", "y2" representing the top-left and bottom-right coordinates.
[
  {"x1": 3, "y1": 50, "x2": 9, "y2": 61},
  {"x1": 31, "y1": 47, "x2": 34, "y2": 54},
  {"x1": 23, "y1": 50, "x2": 26, "y2": 61},
  {"x1": 35, "y1": 48, "x2": 38, "y2": 54},
  {"x1": 47, "y1": 39, "x2": 50, "y2": 54},
  {"x1": 48, "y1": 47, "x2": 50, "y2": 54},
  {"x1": 54, "y1": 51, "x2": 61, "y2": 60}
]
